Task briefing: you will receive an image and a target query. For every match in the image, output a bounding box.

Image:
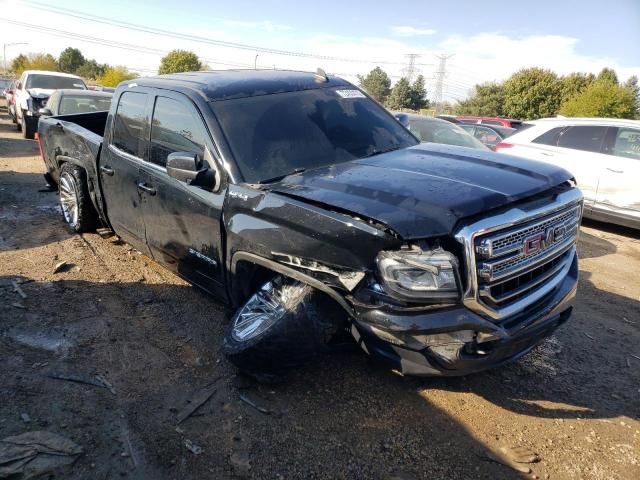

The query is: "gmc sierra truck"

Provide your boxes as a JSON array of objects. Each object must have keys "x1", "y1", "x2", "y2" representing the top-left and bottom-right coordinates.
[{"x1": 38, "y1": 70, "x2": 583, "y2": 380}]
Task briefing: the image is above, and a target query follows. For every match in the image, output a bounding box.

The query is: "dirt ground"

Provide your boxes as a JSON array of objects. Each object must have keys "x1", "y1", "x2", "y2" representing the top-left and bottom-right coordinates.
[{"x1": 0, "y1": 101, "x2": 639, "y2": 480}]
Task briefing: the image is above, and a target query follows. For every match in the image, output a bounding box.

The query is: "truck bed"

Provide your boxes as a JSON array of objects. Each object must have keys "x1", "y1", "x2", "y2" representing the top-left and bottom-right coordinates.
[
  {"x1": 38, "y1": 111, "x2": 109, "y2": 222},
  {"x1": 38, "y1": 111, "x2": 107, "y2": 182}
]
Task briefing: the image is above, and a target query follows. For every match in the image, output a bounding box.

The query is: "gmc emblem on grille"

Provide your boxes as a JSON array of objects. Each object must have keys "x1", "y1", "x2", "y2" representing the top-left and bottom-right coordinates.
[{"x1": 523, "y1": 224, "x2": 566, "y2": 256}]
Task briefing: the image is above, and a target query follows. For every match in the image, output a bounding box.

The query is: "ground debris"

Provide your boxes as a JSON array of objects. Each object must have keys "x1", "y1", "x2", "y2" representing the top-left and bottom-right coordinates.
[
  {"x1": 176, "y1": 380, "x2": 219, "y2": 424},
  {"x1": 184, "y1": 439, "x2": 203, "y2": 455},
  {"x1": 96, "y1": 228, "x2": 114, "y2": 239},
  {"x1": 10, "y1": 303, "x2": 25, "y2": 310},
  {"x1": 0, "y1": 430, "x2": 82, "y2": 479},
  {"x1": 11, "y1": 281, "x2": 27, "y2": 299},
  {"x1": 47, "y1": 372, "x2": 115, "y2": 394},
  {"x1": 20, "y1": 414, "x2": 31, "y2": 424},
  {"x1": 52, "y1": 261, "x2": 67, "y2": 274},
  {"x1": 481, "y1": 451, "x2": 532, "y2": 474},
  {"x1": 239, "y1": 393, "x2": 271, "y2": 415}
]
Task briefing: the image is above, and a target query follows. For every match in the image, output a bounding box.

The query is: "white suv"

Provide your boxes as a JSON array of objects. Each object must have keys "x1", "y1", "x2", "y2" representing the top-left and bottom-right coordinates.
[
  {"x1": 14, "y1": 70, "x2": 86, "y2": 139},
  {"x1": 495, "y1": 117, "x2": 640, "y2": 229}
]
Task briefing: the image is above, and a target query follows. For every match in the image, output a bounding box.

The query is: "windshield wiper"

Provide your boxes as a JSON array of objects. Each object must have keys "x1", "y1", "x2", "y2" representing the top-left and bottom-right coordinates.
[
  {"x1": 362, "y1": 145, "x2": 401, "y2": 158},
  {"x1": 258, "y1": 168, "x2": 307, "y2": 184}
]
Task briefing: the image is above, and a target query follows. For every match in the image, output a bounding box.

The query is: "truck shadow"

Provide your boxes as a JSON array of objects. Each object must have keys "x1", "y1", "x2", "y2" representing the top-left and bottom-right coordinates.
[{"x1": 0, "y1": 274, "x2": 523, "y2": 479}]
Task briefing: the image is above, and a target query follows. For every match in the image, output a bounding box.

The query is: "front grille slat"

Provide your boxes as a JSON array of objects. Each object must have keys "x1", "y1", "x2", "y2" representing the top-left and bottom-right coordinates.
[{"x1": 473, "y1": 204, "x2": 580, "y2": 313}]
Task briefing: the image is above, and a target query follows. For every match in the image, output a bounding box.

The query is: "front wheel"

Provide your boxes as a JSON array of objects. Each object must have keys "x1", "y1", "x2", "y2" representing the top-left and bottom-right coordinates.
[
  {"x1": 21, "y1": 114, "x2": 36, "y2": 139},
  {"x1": 223, "y1": 276, "x2": 350, "y2": 381},
  {"x1": 59, "y1": 163, "x2": 98, "y2": 233}
]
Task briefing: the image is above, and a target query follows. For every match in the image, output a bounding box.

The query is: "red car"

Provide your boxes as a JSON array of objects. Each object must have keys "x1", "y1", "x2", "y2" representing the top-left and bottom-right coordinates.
[
  {"x1": 1, "y1": 79, "x2": 17, "y2": 123},
  {"x1": 456, "y1": 116, "x2": 523, "y2": 129}
]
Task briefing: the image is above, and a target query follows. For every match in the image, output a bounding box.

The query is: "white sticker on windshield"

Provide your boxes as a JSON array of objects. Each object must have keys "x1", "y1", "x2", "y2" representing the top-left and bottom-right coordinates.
[{"x1": 336, "y1": 89, "x2": 366, "y2": 99}]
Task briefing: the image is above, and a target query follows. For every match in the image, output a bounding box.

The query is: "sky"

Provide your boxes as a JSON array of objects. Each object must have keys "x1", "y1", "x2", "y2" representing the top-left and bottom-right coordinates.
[{"x1": 1, "y1": 0, "x2": 639, "y2": 102}]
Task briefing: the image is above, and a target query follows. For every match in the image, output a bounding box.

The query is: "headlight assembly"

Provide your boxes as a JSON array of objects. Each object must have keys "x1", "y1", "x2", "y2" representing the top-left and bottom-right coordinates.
[{"x1": 376, "y1": 247, "x2": 460, "y2": 302}]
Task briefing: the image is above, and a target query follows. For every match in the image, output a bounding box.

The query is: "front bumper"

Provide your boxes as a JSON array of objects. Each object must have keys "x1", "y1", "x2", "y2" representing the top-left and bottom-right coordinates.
[{"x1": 351, "y1": 250, "x2": 578, "y2": 376}]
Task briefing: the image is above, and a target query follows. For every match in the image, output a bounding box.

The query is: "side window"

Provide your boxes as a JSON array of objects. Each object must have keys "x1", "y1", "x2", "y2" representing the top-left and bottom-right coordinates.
[
  {"x1": 112, "y1": 92, "x2": 148, "y2": 157},
  {"x1": 557, "y1": 126, "x2": 607, "y2": 153},
  {"x1": 150, "y1": 96, "x2": 207, "y2": 167},
  {"x1": 474, "y1": 126, "x2": 499, "y2": 143},
  {"x1": 612, "y1": 128, "x2": 640, "y2": 160},
  {"x1": 532, "y1": 127, "x2": 565, "y2": 146}
]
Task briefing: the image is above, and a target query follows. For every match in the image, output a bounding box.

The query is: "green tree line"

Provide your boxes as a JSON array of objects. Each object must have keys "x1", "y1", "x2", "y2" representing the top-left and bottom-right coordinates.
[
  {"x1": 357, "y1": 67, "x2": 429, "y2": 111},
  {"x1": 455, "y1": 67, "x2": 638, "y2": 119},
  {"x1": 9, "y1": 48, "x2": 205, "y2": 87}
]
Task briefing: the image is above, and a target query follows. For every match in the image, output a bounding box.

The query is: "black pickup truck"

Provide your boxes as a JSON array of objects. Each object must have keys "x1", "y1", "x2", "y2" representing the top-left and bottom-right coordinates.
[{"x1": 38, "y1": 70, "x2": 583, "y2": 380}]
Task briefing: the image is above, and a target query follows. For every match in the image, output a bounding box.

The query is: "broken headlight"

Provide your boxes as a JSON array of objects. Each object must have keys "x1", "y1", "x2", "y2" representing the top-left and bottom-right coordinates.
[{"x1": 376, "y1": 248, "x2": 460, "y2": 302}]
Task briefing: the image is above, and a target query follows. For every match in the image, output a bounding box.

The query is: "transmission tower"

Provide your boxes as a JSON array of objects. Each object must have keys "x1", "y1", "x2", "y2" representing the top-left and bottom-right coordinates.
[
  {"x1": 403, "y1": 53, "x2": 421, "y2": 82},
  {"x1": 433, "y1": 54, "x2": 454, "y2": 113}
]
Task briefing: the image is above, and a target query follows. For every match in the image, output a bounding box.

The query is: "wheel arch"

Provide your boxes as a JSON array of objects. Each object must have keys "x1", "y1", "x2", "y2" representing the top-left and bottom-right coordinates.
[{"x1": 230, "y1": 252, "x2": 354, "y2": 317}]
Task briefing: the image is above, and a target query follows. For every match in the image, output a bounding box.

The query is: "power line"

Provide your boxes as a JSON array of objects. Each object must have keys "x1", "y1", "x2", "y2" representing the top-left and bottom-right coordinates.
[
  {"x1": 433, "y1": 54, "x2": 454, "y2": 113},
  {"x1": 402, "y1": 53, "x2": 420, "y2": 82},
  {"x1": 19, "y1": 0, "x2": 434, "y2": 68}
]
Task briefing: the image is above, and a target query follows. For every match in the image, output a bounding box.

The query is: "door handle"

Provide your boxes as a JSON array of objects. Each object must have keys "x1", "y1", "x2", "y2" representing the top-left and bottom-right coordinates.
[
  {"x1": 606, "y1": 167, "x2": 624, "y2": 174},
  {"x1": 100, "y1": 165, "x2": 114, "y2": 176},
  {"x1": 137, "y1": 182, "x2": 157, "y2": 196}
]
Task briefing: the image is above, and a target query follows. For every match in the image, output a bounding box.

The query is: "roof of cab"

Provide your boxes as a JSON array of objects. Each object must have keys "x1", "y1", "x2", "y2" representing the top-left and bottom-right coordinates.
[
  {"x1": 22, "y1": 70, "x2": 84, "y2": 79},
  {"x1": 120, "y1": 69, "x2": 352, "y2": 102}
]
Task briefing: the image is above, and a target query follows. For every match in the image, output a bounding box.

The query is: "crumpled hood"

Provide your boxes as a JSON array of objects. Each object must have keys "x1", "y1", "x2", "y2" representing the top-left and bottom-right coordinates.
[
  {"x1": 268, "y1": 144, "x2": 574, "y2": 239},
  {"x1": 27, "y1": 88, "x2": 53, "y2": 99}
]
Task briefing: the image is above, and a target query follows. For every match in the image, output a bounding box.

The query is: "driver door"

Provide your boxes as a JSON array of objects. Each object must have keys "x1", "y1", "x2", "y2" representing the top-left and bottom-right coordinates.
[{"x1": 137, "y1": 91, "x2": 227, "y2": 298}]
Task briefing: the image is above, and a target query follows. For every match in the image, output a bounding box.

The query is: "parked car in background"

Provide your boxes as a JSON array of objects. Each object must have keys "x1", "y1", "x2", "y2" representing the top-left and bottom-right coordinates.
[
  {"x1": 460, "y1": 124, "x2": 516, "y2": 150},
  {"x1": 456, "y1": 116, "x2": 524, "y2": 129},
  {"x1": 88, "y1": 85, "x2": 116, "y2": 93},
  {"x1": 495, "y1": 117, "x2": 640, "y2": 229},
  {"x1": 40, "y1": 89, "x2": 113, "y2": 117},
  {"x1": 2, "y1": 80, "x2": 17, "y2": 121},
  {"x1": 394, "y1": 112, "x2": 489, "y2": 150},
  {"x1": 0, "y1": 77, "x2": 12, "y2": 96},
  {"x1": 14, "y1": 70, "x2": 87, "y2": 139}
]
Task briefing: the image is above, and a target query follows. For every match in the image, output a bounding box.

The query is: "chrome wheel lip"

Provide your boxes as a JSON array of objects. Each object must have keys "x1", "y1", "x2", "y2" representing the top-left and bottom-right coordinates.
[
  {"x1": 59, "y1": 172, "x2": 79, "y2": 228},
  {"x1": 231, "y1": 281, "x2": 286, "y2": 342}
]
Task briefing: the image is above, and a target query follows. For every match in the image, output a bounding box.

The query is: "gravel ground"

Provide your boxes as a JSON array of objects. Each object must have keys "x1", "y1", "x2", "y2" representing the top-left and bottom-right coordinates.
[{"x1": 1, "y1": 101, "x2": 639, "y2": 480}]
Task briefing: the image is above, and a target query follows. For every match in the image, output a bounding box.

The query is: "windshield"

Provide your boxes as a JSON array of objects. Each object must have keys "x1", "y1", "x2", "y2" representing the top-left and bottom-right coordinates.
[
  {"x1": 0, "y1": 79, "x2": 11, "y2": 89},
  {"x1": 26, "y1": 75, "x2": 86, "y2": 90},
  {"x1": 210, "y1": 86, "x2": 418, "y2": 183},
  {"x1": 405, "y1": 117, "x2": 488, "y2": 150},
  {"x1": 59, "y1": 94, "x2": 112, "y2": 115}
]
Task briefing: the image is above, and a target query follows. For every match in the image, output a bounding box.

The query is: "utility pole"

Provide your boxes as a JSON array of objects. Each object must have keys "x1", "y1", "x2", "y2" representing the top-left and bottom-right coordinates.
[
  {"x1": 403, "y1": 53, "x2": 420, "y2": 82},
  {"x1": 433, "y1": 54, "x2": 454, "y2": 115},
  {"x1": 3, "y1": 43, "x2": 28, "y2": 75}
]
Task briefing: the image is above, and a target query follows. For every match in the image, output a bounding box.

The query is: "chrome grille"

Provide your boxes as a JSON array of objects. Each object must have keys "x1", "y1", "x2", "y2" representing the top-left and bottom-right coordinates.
[
  {"x1": 475, "y1": 204, "x2": 580, "y2": 312},
  {"x1": 455, "y1": 188, "x2": 583, "y2": 321}
]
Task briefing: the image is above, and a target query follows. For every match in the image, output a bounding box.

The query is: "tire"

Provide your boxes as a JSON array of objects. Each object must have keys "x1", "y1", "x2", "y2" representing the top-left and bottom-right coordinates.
[
  {"x1": 223, "y1": 276, "x2": 350, "y2": 382},
  {"x1": 58, "y1": 163, "x2": 98, "y2": 233},
  {"x1": 15, "y1": 111, "x2": 22, "y2": 131},
  {"x1": 22, "y1": 114, "x2": 35, "y2": 139}
]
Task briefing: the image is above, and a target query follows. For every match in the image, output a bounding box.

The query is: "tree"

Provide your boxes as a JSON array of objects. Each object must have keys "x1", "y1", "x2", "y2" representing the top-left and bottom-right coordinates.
[
  {"x1": 559, "y1": 81, "x2": 637, "y2": 119},
  {"x1": 58, "y1": 47, "x2": 85, "y2": 74},
  {"x1": 357, "y1": 67, "x2": 391, "y2": 104},
  {"x1": 96, "y1": 66, "x2": 138, "y2": 87},
  {"x1": 596, "y1": 67, "x2": 618, "y2": 85},
  {"x1": 158, "y1": 50, "x2": 202, "y2": 74},
  {"x1": 76, "y1": 59, "x2": 107, "y2": 80},
  {"x1": 623, "y1": 75, "x2": 639, "y2": 118},
  {"x1": 503, "y1": 67, "x2": 562, "y2": 119},
  {"x1": 24, "y1": 53, "x2": 58, "y2": 72},
  {"x1": 10, "y1": 54, "x2": 29, "y2": 76},
  {"x1": 454, "y1": 82, "x2": 505, "y2": 116},
  {"x1": 385, "y1": 78, "x2": 412, "y2": 110},
  {"x1": 408, "y1": 75, "x2": 429, "y2": 110},
  {"x1": 560, "y1": 72, "x2": 595, "y2": 104}
]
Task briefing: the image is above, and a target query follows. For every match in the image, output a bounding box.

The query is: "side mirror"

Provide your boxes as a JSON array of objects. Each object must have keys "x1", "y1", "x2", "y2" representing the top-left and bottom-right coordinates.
[
  {"x1": 39, "y1": 107, "x2": 53, "y2": 116},
  {"x1": 16, "y1": 82, "x2": 22, "y2": 89},
  {"x1": 167, "y1": 152, "x2": 203, "y2": 183}
]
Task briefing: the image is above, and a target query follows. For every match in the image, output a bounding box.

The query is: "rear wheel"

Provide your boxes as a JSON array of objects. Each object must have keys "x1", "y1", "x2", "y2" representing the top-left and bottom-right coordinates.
[
  {"x1": 223, "y1": 276, "x2": 350, "y2": 382},
  {"x1": 59, "y1": 163, "x2": 98, "y2": 233}
]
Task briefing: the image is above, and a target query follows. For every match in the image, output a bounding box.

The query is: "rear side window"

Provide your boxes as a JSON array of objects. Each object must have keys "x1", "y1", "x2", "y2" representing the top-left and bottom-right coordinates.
[
  {"x1": 557, "y1": 126, "x2": 607, "y2": 153},
  {"x1": 532, "y1": 127, "x2": 565, "y2": 146},
  {"x1": 112, "y1": 92, "x2": 148, "y2": 157},
  {"x1": 612, "y1": 128, "x2": 640, "y2": 160},
  {"x1": 150, "y1": 96, "x2": 207, "y2": 167}
]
